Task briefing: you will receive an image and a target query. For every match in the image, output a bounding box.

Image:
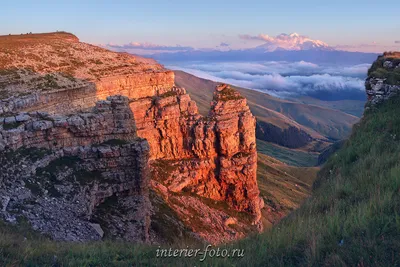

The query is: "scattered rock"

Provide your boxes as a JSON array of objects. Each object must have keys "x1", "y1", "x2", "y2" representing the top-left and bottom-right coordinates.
[
  {"x1": 4, "y1": 117, "x2": 16, "y2": 125},
  {"x1": 15, "y1": 114, "x2": 31, "y2": 122},
  {"x1": 89, "y1": 223, "x2": 104, "y2": 238},
  {"x1": 1, "y1": 196, "x2": 10, "y2": 212},
  {"x1": 383, "y1": 61, "x2": 393, "y2": 69}
]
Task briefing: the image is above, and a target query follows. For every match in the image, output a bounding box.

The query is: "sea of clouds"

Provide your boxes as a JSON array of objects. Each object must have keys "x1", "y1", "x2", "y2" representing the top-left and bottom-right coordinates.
[{"x1": 166, "y1": 61, "x2": 370, "y2": 100}]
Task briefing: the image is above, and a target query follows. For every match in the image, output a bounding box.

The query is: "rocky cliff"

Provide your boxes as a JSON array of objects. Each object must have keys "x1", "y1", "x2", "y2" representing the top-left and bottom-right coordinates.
[
  {"x1": 0, "y1": 32, "x2": 262, "y2": 244},
  {"x1": 148, "y1": 84, "x2": 262, "y2": 243},
  {"x1": 0, "y1": 96, "x2": 150, "y2": 242},
  {"x1": 365, "y1": 52, "x2": 400, "y2": 107}
]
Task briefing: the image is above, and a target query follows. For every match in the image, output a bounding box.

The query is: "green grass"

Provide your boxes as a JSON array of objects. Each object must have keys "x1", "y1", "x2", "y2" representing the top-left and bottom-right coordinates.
[
  {"x1": 368, "y1": 53, "x2": 400, "y2": 85},
  {"x1": 212, "y1": 94, "x2": 400, "y2": 266},
  {"x1": 257, "y1": 139, "x2": 318, "y2": 167},
  {"x1": 369, "y1": 67, "x2": 400, "y2": 85}
]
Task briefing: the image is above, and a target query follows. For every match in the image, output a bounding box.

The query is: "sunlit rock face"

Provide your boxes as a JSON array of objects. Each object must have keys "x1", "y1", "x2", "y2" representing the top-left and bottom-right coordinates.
[
  {"x1": 139, "y1": 83, "x2": 263, "y2": 240},
  {"x1": 0, "y1": 32, "x2": 262, "y2": 244}
]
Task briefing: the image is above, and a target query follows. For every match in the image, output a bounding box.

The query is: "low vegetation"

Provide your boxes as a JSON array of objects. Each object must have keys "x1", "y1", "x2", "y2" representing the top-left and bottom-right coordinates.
[
  {"x1": 257, "y1": 139, "x2": 318, "y2": 167},
  {"x1": 369, "y1": 67, "x2": 400, "y2": 85},
  {"x1": 158, "y1": 90, "x2": 178, "y2": 98},
  {"x1": 0, "y1": 32, "x2": 163, "y2": 96},
  {"x1": 215, "y1": 94, "x2": 400, "y2": 266},
  {"x1": 368, "y1": 52, "x2": 400, "y2": 85},
  {"x1": 217, "y1": 87, "x2": 244, "y2": 101}
]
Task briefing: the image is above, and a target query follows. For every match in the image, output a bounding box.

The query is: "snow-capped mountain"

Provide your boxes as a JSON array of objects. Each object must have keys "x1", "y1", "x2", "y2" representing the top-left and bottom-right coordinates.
[{"x1": 254, "y1": 33, "x2": 334, "y2": 52}]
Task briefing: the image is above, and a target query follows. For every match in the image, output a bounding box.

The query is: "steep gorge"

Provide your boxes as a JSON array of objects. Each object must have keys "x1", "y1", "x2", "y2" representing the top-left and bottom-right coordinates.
[{"x1": 0, "y1": 32, "x2": 262, "y2": 244}]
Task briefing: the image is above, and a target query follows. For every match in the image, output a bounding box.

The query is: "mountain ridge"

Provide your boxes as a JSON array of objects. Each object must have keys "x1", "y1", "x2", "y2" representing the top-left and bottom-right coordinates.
[{"x1": 153, "y1": 50, "x2": 379, "y2": 65}]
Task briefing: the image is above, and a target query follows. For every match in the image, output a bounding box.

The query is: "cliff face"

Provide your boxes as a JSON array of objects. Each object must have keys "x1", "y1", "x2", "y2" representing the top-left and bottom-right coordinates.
[
  {"x1": 365, "y1": 52, "x2": 400, "y2": 107},
  {"x1": 147, "y1": 85, "x2": 262, "y2": 242},
  {"x1": 0, "y1": 32, "x2": 262, "y2": 244},
  {"x1": 133, "y1": 83, "x2": 262, "y2": 243},
  {"x1": 0, "y1": 96, "x2": 150, "y2": 242},
  {"x1": 0, "y1": 31, "x2": 171, "y2": 115}
]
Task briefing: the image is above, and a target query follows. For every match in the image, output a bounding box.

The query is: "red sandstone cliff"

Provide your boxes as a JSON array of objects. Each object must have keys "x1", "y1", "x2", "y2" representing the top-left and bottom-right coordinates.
[
  {"x1": 145, "y1": 84, "x2": 263, "y2": 242},
  {"x1": 0, "y1": 32, "x2": 262, "y2": 244}
]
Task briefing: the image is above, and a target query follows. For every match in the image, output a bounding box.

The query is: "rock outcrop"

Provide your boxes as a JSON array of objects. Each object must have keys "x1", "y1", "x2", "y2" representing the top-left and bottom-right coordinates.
[
  {"x1": 139, "y1": 84, "x2": 263, "y2": 242},
  {"x1": 0, "y1": 96, "x2": 151, "y2": 242},
  {"x1": 0, "y1": 32, "x2": 262, "y2": 244},
  {"x1": 365, "y1": 52, "x2": 400, "y2": 107},
  {"x1": 132, "y1": 85, "x2": 261, "y2": 212}
]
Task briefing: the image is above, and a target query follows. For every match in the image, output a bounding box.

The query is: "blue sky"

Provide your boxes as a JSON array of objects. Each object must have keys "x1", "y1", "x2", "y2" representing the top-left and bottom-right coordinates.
[{"x1": 1, "y1": 0, "x2": 399, "y2": 52}]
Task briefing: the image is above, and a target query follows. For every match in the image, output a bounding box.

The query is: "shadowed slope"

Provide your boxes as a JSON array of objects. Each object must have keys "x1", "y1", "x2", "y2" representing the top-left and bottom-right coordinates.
[{"x1": 175, "y1": 70, "x2": 359, "y2": 144}]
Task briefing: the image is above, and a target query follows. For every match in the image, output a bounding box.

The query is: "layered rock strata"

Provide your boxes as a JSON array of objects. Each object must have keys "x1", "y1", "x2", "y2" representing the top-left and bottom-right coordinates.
[
  {"x1": 0, "y1": 32, "x2": 263, "y2": 244},
  {"x1": 0, "y1": 96, "x2": 151, "y2": 242},
  {"x1": 0, "y1": 71, "x2": 175, "y2": 116},
  {"x1": 146, "y1": 85, "x2": 263, "y2": 232}
]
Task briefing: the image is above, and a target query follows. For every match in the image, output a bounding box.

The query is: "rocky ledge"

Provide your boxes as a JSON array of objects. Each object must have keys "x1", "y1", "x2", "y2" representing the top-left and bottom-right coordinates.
[
  {"x1": 365, "y1": 52, "x2": 400, "y2": 107},
  {"x1": 0, "y1": 96, "x2": 151, "y2": 242}
]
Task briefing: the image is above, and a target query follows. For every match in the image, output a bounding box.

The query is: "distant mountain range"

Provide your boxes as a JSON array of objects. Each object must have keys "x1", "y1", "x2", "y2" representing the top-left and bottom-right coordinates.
[
  {"x1": 153, "y1": 50, "x2": 378, "y2": 65},
  {"x1": 148, "y1": 33, "x2": 378, "y2": 64},
  {"x1": 104, "y1": 32, "x2": 378, "y2": 65}
]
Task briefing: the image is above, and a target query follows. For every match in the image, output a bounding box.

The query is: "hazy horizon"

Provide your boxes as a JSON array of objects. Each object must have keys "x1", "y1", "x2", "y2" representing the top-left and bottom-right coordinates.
[{"x1": 1, "y1": 0, "x2": 399, "y2": 53}]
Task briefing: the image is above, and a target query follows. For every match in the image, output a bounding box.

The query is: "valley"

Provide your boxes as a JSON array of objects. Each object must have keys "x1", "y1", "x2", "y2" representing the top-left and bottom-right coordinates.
[
  {"x1": 175, "y1": 70, "x2": 359, "y2": 161},
  {"x1": 0, "y1": 30, "x2": 399, "y2": 267}
]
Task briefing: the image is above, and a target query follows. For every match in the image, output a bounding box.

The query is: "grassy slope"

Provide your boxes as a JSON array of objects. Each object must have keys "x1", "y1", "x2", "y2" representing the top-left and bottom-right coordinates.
[
  {"x1": 175, "y1": 70, "x2": 359, "y2": 141},
  {"x1": 257, "y1": 154, "x2": 319, "y2": 228},
  {"x1": 257, "y1": 139, "x2": 319, "y2": 167},
  {"x1": 291, "y1": 96, "x2": 366, "y2": 117},
  {"x1": 208, "y1": 95, "x2": 400, "y2": 266}
]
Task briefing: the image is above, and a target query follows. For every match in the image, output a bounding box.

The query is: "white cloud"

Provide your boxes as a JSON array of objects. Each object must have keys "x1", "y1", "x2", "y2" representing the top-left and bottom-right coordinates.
[
  {"x1": 177, "y1": 61, "x2": 368, "y2": 78},
  {"x1": 323, "y1": 64, "x2": 371, "y2": 77},
  {"x1": 168, "y1": 61, "x2": 367, "y2": 99}
]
